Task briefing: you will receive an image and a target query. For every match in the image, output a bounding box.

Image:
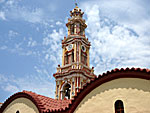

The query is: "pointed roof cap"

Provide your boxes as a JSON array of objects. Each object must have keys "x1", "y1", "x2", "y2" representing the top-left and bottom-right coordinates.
[{"x1": 70, "y1": 6, "x2": 84, "y2": 17}]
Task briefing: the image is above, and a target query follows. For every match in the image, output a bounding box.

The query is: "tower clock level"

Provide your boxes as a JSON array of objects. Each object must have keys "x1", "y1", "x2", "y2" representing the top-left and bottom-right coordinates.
[{"x1": 53, "y1": 5, "x2": 96, "y2": 100}]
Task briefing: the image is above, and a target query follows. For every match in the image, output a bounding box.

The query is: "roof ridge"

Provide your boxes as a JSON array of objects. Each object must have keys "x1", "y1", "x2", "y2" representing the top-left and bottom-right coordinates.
[
  {"x1": 1, "y1": 67, "x2": 149, "y2": 113},
  {"x1": 98, "y1": 67, "x2": 150, "y2": 77},
  {"x1": 66, "y1": 67, "x2": 150, "y2": 113}
]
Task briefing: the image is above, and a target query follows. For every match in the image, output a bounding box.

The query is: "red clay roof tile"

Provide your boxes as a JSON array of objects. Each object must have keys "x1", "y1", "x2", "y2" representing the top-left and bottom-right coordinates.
[
  {"x1": 0, "y1": 67, "x2": 150, "y2": 113},
  {"x1": 23, "y1": 90, "x2": 72, "y2": 112}
]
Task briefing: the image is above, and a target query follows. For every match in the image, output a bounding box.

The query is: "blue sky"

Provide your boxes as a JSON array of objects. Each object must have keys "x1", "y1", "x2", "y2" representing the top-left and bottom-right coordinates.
[{"x1": 0, "y1": 0, "x2": 150, "y2": 102}]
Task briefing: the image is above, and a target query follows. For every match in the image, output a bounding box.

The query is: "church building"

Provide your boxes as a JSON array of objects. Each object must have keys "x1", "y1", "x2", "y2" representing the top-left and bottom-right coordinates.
[{"x1": 0, "y1": 5, "x2": 150, "y2": 113}]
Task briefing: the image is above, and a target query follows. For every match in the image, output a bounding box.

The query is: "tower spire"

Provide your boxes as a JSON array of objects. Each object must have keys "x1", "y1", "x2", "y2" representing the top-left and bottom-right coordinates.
[{"x1": 75, "y1": 0, "x2": 78, "y2": 7}]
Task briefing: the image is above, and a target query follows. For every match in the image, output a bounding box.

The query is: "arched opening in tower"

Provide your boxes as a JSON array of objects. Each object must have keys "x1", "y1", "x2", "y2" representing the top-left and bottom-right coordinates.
[
  {"x1": 71, "y1": 24, "x2": 74, "y2": 35},
  {"x1": 62, "y1": 83, "x2": 71, "y2": 99}
]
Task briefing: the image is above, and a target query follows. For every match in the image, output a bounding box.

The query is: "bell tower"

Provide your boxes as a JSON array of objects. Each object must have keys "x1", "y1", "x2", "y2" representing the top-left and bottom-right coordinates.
[{"x1": 53, "y1": 5, "x2": 96, "y2": 100}]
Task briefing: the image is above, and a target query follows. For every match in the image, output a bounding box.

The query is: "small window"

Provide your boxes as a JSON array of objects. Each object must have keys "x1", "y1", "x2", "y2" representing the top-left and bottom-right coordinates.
[
  {"x1": 16, "y1": 111, "x2": 19, "y2": 113},
  {"x1": 72, "y1": 51, "x2": 74, "y2": 62},
  {"x1": 80, "y1": 24, "x2": 83, "y2": 35},
  {"x1": 71, "y1": 24, "x2": 74, "y2": 35},
  {"x1": 84, "y1": 56, "x2": 87, "y2": 65},
  {"x1": 76, "y1": 23, "x2": 80, "y2": 34},
  {"x1": 115, "y1": 100, "x2": 124, "y2": 113},
  {"x1": 65, "y1": 52, "x2": 68, "y2": 64}
]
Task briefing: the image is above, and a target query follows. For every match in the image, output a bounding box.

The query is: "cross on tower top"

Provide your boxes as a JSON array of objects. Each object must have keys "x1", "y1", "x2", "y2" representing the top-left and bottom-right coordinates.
[{"x1": 75, "y1": 0, "x2": 78, "y2": 7}]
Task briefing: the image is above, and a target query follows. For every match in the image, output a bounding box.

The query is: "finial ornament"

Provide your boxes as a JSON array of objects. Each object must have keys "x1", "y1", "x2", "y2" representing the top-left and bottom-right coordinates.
[{"x1": 75, "y1": 0, "x2": 78, "y2": 7}]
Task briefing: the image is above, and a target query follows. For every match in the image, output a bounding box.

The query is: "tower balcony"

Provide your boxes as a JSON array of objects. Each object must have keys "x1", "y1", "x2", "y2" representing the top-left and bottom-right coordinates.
[{"x1": 53, "y1": 63, "x2": 96, "y2": 79}]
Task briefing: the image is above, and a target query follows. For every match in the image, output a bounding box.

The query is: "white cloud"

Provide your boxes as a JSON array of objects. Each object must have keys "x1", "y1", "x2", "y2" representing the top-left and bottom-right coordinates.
[
  {"x1": 45, "y1": 54, "x2": 49, "y2": 60},
  {"x1": 80, "y1": 2, "x2": 150, "y2": 74},
  {"x1": 0, "y1": 0, "x2": 58, "y2": 26},
  {"x1": 43, "y1": 28, "x2": 64, "y2": 45},
  {"x1": 14, "y1": 76, "x2": 55, "y2": 97},
  {"x1": 4, "y1": 3, "x2": 45, "y2": 24},
  {"x1": 6, "y1": 0, "x2": 14, "y2": 5},
  {"x1": 56, "y1": 21, "x2": 62, "y2": 26},
  {"x1": 4, "y1": 43, "x2": 37, "y2": 56},
  {"x1": 0, "y1": 0, "x2": 56, "y2": 25},
  {"x1": 0, "y1": 73, "x2": 55, "y2": 98},
  {"x1": 2, "y1": 83, "x2": 19, "y2": 92},
  {"x1": 0, "y1": 74, "x2": 19, "y2": 93},
  {"x1": 81, "y1": 0, "x2": 150, "y2": 37},
  {"x1": 42, "y1": 37, "x2": 51, "y2": 46},
  {"x1": 50, "y1": 25, "x2": 54, "y2": 28},
  {"x1": 48, "y1": 28, "x2": 64, "y2": 42},
  {"x1": 0, "y1": 45, "x2": 8, "y2": 50},
  {"x1": 0, "y1": 11, "x2": 6, "y2": 20},
  {"x1": 27, "y1": 37, "x2": 37, "y2": 47},
  {"x1": 18, "y1": 8, "x2": 44, "y2": 23},
  {"x1": 0, "y1": 74, "x2": 8, "y2": 82},
  {"x1": 4, "y1": 0, "x2": 21, "y2": 6},
  {"x1": 36, "y1": 27, "x2": 39, "y2": 31},
  {"x1": 42, "y1": 28, "x2": 64, "y2": 68},
  {"x1": 0, "y1": 0, "x2": 5, "y2": 3},
  {"x1": 8, "y1": 30, "x2": 18, "y2": 37},
  {"x1": 23, "y1": 8, "x2": 44, "y2": 23}
]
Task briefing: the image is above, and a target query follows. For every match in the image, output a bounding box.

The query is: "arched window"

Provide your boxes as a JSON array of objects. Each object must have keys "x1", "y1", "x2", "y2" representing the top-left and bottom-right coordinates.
[
  {"x1": 16, "y1": 110, "x2": 19, "y2": 113},
  {"x1": 80, "y1": 24, "x2": 83, "y2": 35},
  {"x1": 76, "y1": 23, "x2": 80, "y2": 35},
  {"x1": 115, "y1": 100, "x2": 124, "y2": 113},
  {"x1": 61, "y1": 83, "x2": 71, "y2": 99},
  {"x1": 71, "y1": 24, "x2": 74, "y2": 35}
]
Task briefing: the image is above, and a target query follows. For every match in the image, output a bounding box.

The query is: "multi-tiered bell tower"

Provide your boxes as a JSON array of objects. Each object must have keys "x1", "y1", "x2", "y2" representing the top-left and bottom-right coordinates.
[{"x1": 53, "y1": 5, "x2": 96, "y2": 100}]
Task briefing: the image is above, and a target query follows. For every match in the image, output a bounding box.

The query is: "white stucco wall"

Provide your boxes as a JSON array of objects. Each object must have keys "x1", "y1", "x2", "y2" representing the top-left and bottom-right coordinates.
[
  {"x1": 3, "y1": 97, "x2": 39, "y2": 113},
  {"x1": 75, "y1": 78, "x2": 150, "y2": 113}
]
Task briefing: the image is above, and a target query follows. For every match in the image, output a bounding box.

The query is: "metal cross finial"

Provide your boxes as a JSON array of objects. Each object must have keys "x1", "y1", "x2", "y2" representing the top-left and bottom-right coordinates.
[{"x1": 75, "y1": 0, "x2": 78, "y2": 7}]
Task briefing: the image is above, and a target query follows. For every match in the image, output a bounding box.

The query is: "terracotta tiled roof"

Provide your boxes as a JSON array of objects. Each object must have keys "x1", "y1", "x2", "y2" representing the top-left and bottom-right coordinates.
[
  {"x1": 0, "y1": 67, "x2": 150, "y2": 113},
  {"x1": 22, "y1": 91, "x2": 72, "y2": 113},
  {"x1": 0, "y1": 90, "x2": 72, "y2": 113}
]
